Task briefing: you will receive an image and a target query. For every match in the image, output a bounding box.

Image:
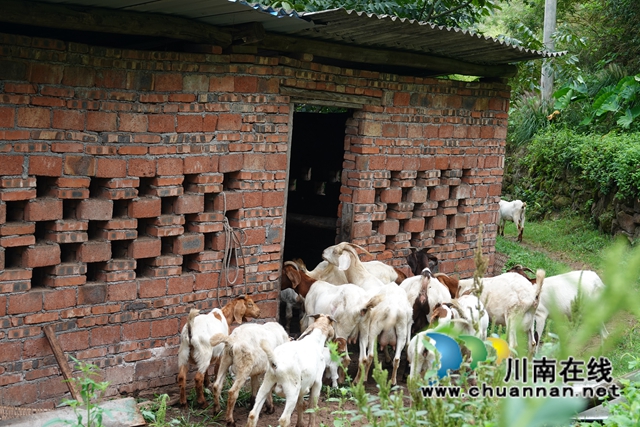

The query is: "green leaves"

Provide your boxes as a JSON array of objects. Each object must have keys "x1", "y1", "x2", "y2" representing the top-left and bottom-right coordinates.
[
  {"x1": 259, "y1": 0, "x2": 503, "y2": 28},
  {"x1": 554, "y1": 73, "x2": 640, "y2": 130}
]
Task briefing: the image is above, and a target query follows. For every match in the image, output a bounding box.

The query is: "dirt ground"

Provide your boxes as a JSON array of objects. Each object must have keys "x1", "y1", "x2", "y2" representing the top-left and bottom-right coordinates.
[{"x1": 162, "y1": 358, "x2": 404, "y2": 427}]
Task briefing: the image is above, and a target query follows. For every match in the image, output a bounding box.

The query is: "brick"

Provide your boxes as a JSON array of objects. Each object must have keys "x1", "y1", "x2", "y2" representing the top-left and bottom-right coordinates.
[
  {"x1": 148, "y1": 115, "x2": 176, "y2": 133},
  {"x1": 97, "y1": 229, "x2": 137, "y2": 240},
  {"x1": 0, "y1": 268, "x2": 32, "y2": 281},
  {"x1": 451, "y1": 184, "x2": 472, "y2": 199},
  {"x1": 107, "y1": 281, "x2": 137, "y2": 301},
  {"x1": 146, "y1": 225, "x2": 183, "y2": 237},
  {"x1": 217, "y1": 113, "x2": 242, "y2": 131},
  {"x1": 46, "y1": 230, "x2": 88, "y2": 244},
  {"x1": 53, "y1": 110, "x2": 85, "y2": 130},
  {"x1": 43, "y1": 275, "x2": 87, "y2": 288},
  {"x1": 0, "y1": 222, "x2": 35, "y2": 236},
  {"x1": 450, "y1": 214, "x2": 468, "y2": 229},
  {"x1": 0, "y1": 234, "x2": 35, "y2": 247},
  {"x1": 0, "y1": 341, "x2": 21, "y2": 364},
  {"x1": 378, "y1": 219, "x2": 400, "y2": 235},
  {"x1": 138, "y1": 277, "x2": 166, "y2": 298},
  {"x1": 64, "y1": 155, "x2": 97, "y2": 176},
  {"x1": 157, "y1": 158, "x2": 183, "y2": 176},
  {"x1": 96, "y1": 158, "x2": 127, "y2": 178},
  {"x1": 27, "y1": 155, "x2": 62, "y2": 176},
  {"x1": 380, "y1": 187, "x2": 402, "y2": 204},
  {"x1": 168, "y1": 274, "x2": 193, "y2": 294},
  {"x1": 352, "y1": 221, "x2": 373, "y2": 238},
  {"x1": 428, "y1": 215, "x2": 447, "y2": 230},
  {"x1": 47, "y1": 220, "x2": 88, "y2": 232},
  {"x1": 262, "y1": 191, "x2": 284, "y2": 207},
  {"x1": 49, "y1": 262, "x2": 87, "y2": 277},
  {"x1": 23, "y1": 198, "x2": 63, "y2": 221},
  {"x1": 22, "y1": 243, "x2": 61, "y2": 268},
  {"x1": 430, "y1": 186, "x2": 450, "y2": 201},
  {"x1": 183, "y1": 156, "x2": 211, "y2": 174},
  {"x1": 8, "y1": 291, "x2": 43, "y2": 315},
  {"x1": 218, "y1": 153, "x2": 243, "y2": 173},
  {"x1": 213, "y1": 191, "x2": 243, "y2": 211},
  {"x1": 0, "y1": 156, "x2": 24, "y2": 175},
  {"x1": 77, "y1": 198, "x2": 113, "y2": 220},
  {"x1": 353, "y1": 188, "x2": 375, "y2": 204},
  {"x1": 173, "y1": 233, "x2": 204, "y2": 255},
  {"x1": 78, "y1": 283, "x2": 107, "y2": 305},
  {"x1": 403, "y1": 217, "x2": 426, "y2": 233},
  {"x1": 0, "y1": 106, "x2": 15, "y2": 127},
  {"x1": 173, "y1": 193, "x2": 204, "y2": 215},
  {"x1": 406, "y1": 187, "x2": 428, "y2": 204},
  {"x1": 129, "y1": 158, "x2": 156, "y2": 177},
  {"x1": 128, "y1": 197, "x2": 161, "y2": 218},
  {"x1": 77, "y1": 240, "x2": 111, "y2": 263},
  {"x1": 119, "y1": 113, "x2": 148, "y2": 132},
  {"x1": 265, "y1": 154, "x2": 287, "y2": 171},
  {"x1": 17, "y1": 107, "x2": 51, "y2": 128},
  {"x1": 86, "y1": 111, "x2": 117, "y2": 131},
  {"x1": 176, "y1": 115, "x2": 203, "y2": 132}
]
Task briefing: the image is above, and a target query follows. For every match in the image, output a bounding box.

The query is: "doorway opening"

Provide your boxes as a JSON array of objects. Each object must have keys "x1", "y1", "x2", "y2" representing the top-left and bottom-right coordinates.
[{"x1": 283, "y1": 107, "x2": 352, "y2": 269}]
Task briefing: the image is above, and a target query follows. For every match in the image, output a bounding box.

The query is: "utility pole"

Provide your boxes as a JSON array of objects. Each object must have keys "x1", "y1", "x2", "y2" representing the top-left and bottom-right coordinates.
[{"x1": 541, "y1": 0, "x2": 557, "y2": 102}]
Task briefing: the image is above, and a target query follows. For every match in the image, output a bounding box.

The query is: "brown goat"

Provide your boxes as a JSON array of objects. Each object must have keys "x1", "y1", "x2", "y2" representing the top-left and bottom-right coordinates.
[
  {"x1": 406, "y1": 248, "x2": 439, "y2": 276},
  {"x1": 507, "y1": 264, "x2": 537, "y2": 284},
  {"x1": 177, "y1": 295, "x2": 261, "y2": 408},
  {"x1": 434, "y1": 272, "x2": 459, "y2": 299}
]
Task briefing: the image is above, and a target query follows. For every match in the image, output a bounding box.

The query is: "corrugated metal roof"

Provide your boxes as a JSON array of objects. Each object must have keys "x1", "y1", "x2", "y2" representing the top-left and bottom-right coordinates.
[
  {"x1": 291, "y1": 9, "x2": 558, "y2": 65},
  {"x1": 25, "y1": 0, "x2": 559, "y2": 66},
  {"x1": 39, "y1": 0, "x2": 314, "y2": 33}
]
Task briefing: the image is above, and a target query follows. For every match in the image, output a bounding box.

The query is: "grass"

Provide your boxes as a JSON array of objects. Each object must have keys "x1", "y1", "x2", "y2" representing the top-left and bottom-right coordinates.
[
  {"x1": 496, "y1": 215, "x2": 639, "y2": 377},
  {"x1": 497, "y1": 216, "x2": 612, "y2": 272}
]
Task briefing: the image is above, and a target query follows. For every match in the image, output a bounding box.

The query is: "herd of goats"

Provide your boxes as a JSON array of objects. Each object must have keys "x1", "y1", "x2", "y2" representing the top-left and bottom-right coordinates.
[{"x1": 176, "y1": 200, "x2": 607, "y2": 427}]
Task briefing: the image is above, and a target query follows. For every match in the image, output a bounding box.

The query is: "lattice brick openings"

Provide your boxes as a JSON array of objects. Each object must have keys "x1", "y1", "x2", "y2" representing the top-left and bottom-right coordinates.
[{"x1": 0, "y1": 33, "x2": 506, "y2": 408}]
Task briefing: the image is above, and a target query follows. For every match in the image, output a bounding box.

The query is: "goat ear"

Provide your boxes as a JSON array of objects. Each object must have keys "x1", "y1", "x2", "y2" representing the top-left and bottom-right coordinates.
[
  {"x1": 338, "y1": 252, "x2": 351, "y2": 271},
  {"x1": 233, "y1": 301, "x2": 245, "y2": 324},
  {"x1": 284, "y1": 267, "x2": 301, "y2": 288}
]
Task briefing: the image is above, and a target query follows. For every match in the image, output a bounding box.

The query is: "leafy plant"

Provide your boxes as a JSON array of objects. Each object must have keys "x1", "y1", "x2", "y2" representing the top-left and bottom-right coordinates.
[
  {"x1": 44, "y1": 358, "x2": 111, "y2": 427},
  {"x1": 140, "y1": 394, "x2": 179, "y2": 427},
  {"x1": 259, "y1": 0, "x2": 504, "y2": 29}
]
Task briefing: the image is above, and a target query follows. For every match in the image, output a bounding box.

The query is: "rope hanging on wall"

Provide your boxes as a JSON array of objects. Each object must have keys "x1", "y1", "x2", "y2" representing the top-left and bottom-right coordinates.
[{"x1": 217, "y1": 192, "x2": 247, "y2": 307}]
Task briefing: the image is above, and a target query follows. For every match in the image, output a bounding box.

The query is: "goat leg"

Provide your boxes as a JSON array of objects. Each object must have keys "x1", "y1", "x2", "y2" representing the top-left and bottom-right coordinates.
[{"x1": 178, "y1": 364, "x2": 189, "y2": 406}]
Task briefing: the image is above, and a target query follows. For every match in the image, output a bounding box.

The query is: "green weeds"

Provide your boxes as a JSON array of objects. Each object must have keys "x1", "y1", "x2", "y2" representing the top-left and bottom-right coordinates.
[{"x1": 44, "y1": 358, "x2": 111, "y2": 427}]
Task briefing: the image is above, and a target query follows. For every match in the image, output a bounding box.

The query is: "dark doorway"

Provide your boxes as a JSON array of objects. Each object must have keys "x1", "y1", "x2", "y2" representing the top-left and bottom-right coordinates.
[{"x1": 283, "y1": 109, "x2": 352, "y2": 269}]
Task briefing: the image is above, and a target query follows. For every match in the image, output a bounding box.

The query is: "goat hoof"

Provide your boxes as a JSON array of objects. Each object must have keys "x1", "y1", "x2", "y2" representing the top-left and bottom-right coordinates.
[
  {"x1": 226, "y1": 421, "x2": 236, "y2": 427},
  {"x1": 265, "y1": 403, "x2": 274, "y2": 415}
]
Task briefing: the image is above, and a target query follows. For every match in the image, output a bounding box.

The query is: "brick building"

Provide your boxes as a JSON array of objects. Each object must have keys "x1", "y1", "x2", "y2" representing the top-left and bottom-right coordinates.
[{"x1": 0, "y1": 0, "x2": 552, "y2": 408}]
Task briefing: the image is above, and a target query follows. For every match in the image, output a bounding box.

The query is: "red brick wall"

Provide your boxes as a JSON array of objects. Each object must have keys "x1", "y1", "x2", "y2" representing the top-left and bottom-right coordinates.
[{"x1": 0, "y1": 32, "x2": 508, "y2": 408}]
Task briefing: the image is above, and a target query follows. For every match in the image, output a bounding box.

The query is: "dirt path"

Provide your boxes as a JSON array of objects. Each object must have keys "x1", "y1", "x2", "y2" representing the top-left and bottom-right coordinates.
[{"x1": 498, "y1": 235, "x2": 597, "y2": 272}]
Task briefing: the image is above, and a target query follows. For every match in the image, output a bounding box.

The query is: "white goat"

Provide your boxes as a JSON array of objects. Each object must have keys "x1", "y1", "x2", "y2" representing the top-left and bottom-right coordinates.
[
  {"x1": 498, "y1": 199, "x2": 526, "y2": 242},
  {"x1": 210, "y1": 322, "x2": 289, "y2": 427},
  {"x1": 534, "y1": 270, "x2": 608, "y2": 348},
  {"x1": 458, "y1": 271, "x2": 544, "y2": 352},
  {"x1": 322, "y1": 242, "x2": 386, "y2": 291},
  {"x1": 177, "y1": 296, "x2": 261, "y2": 407},
  {"x1": 430, "y1": 293, "x2": 489, "y2": 339},
  {"x1": 356, "y1": 284, "x2": 413, "y2": 386},
  {"x1": 294, "y1": 257, "x2": 401, "y2": 285},
  {"x1": 303, "y1": 279, "x2": 374, "y2": 342},
  {"x1": 246, "y1": 314, "x2": 335, "y2": 427},
  {"x1": 407, "y1": 332, "x2": 437, "y2": 380},
  {"x1": 323, "y1": 337, "x2": 350, "y2": 388}
]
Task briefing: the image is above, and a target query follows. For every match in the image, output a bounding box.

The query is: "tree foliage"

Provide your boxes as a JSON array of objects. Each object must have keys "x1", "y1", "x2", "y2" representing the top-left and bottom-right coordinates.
[{"x1": 260, "y1": 0, "x2": 504, "y2": 29}]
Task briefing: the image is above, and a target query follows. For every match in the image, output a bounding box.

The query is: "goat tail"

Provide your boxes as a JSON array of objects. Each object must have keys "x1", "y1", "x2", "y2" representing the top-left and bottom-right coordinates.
[
  {"x1": 361, "y1": 293, "x2": 385, "y2": 315},
  {"x1": 209, "y1": 333, "x2": 229, "y2": 348},
  {"x1": 260, "y1": 340, "x2": 277, "y2": 371},
  {"x1": 187, "y1": 308, "x2": 200, "y2": 341},
  {"x1": 534, "y1": 269, "x2": 546, "y2": 300}
]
